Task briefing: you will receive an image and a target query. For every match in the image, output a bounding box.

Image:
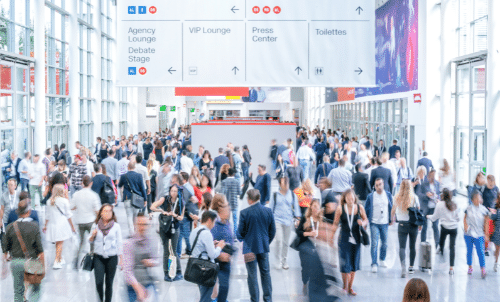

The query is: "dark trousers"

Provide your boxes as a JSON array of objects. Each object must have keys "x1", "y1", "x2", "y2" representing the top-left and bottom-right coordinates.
[
  {"x1": 242, "y1": 165, "x2": 249, "y2": 182},
  {"x1": 397, "y1": 222, "x2": 419, "y2": 267},
  {"x1": 439, "y1": 226, "x2": 458, "y2": 267},
  {"x1": 299, "y1": 240, "x2": 340, "y2": 302},
  {"x1": 160, "y1": 229, "x2": 182, "y2": 276},
  {"x1": 298, "y1": 245, "x2": 309, "y2": 285},
  {"x1": 245, "y1": 253, "x2": 272, "y2": 302},
  {"x1": 217, "y1": 262, "x2": 231, "y2": 302},
  {"x1": 421, "y1": 208, "x2": 440, "y2": 247},
  {"x1": 177, "y1": 217, "x2": 192, "y2": 256},
  {"x1": 93, "y1": 254, "x2": 118, "y2": 302}
]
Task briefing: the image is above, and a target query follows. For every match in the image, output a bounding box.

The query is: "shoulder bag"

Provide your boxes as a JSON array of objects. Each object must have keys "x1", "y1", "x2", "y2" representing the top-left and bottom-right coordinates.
[
  {"x1": 184, "y1": 229, "x2": 220, "y2": 288},
  {"x1": 125, "y1": 174, "x2": 145, "y2": 209},
  {"x1": 81, "y1": 243, "x2": 94, "y2": 271},
  {"x1": 168, "y1": 239, "x2": 177, "y2": 279},
  {"x1": 13, "y1": 222, "x2": 45, "y2": 284},
  {"x1": 357, "y1": 206, "x2": 370, "y2": 246}
]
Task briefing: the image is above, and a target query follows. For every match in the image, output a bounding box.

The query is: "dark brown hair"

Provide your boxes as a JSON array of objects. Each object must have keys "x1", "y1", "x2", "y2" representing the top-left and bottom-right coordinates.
[
  {"x1": 402, "y1": 278, "x2": 430, "y2": 302},
  {"x1": 95, "y1": 204, "x2": 117, "y2": 224}
]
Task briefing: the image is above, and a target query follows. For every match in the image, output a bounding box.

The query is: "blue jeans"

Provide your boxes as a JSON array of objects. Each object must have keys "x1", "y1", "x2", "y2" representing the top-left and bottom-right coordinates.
[
  {"x1": 199, "y1": 284, "x2": 214, "y2": 302},
  {"x1": 19, "y1": 178, "x2": 29, "y2": 192},
  {"x1": 127, "y1": 284, "x2": 157, "y2": 302},
  {"x1": 299, "y1": 159, "x2": 310, "y2": 180},
  {"x1": 421, "y1": 208, "x2": 440, "y2": 247},
  {"x1": 217, "y1": 262, "x2": 231, "y2": 302},
  {"x1": 242, "y1": 166, "x2": 249, "y2": 182},
  {"x1": 271, "y1": 160, "x2": 277, "y2": 177},
  {"x1": 370, "y1": 223, "x2": 389, "y2": 266},
  {"x1": 245, "y1": 253, "x2": 272, "y2": 302},
  {"x1": 177, "y1": 217, "x2": 192, "y2": 256},
  {"x1": 464, "y1": 235, "x2": 485, "y2": 267},
  {"x1": 232, "y1": 209, "x2": 239, "y2": 237}
]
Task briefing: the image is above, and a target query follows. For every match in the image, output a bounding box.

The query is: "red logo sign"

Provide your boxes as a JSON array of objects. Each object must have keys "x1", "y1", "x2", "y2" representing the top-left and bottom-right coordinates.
[
  {"x1": 252, "y1": 6, "x2": 260, "y2": 14},
  {"x1": 273, "y1": 6, "x2": 281, "y2": 14},
  {"x1": 139, "y1": 67, "x2": 147, "y2": 75},
  {"x1": 149, "y1": 6, "x2": 157, "y2": 14},
  {"x1": 414, "y1": 93, "x2": 422, "y2": 103},
  {"x1": 263, "y1": 6, "x2": 271, "y2": 14}
]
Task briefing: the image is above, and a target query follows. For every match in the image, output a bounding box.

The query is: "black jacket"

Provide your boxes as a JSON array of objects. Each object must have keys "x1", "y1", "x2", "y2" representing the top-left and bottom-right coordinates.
[
  {"x1": 370, "y1": 166, "x2": 394, "y2": 192},
  {"x1": 352, "y1": 172, "x2": 372, "y2": 200},
  {"x1": 91, "y1": 174, "x2": 114, "y2": 196}
]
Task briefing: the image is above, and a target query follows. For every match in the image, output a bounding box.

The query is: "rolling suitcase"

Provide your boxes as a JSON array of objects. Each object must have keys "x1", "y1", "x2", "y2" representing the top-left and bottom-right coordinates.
[{"x1": 419, "y1": 242, "x2": 432, "y2": 271}]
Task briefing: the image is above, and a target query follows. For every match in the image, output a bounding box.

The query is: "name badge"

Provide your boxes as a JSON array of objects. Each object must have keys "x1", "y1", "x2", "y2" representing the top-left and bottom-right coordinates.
[{"x1": 349, "y1": 236, "x2": 357, "y2": 245}]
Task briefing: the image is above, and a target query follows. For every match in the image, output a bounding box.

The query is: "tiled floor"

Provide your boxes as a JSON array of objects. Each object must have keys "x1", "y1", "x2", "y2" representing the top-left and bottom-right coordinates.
[{"x1": 1, "y1": 186, "x2": 498, "y2": 302}]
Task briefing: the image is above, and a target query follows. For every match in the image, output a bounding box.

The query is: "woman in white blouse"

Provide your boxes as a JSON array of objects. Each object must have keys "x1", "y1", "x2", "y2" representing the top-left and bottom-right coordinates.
[
  {"x1": 43, "y1": 184, "x2": 75, "y2": 269},
  {"x1": 89, "y1": 204, "x2": 123, "y2": 302}
]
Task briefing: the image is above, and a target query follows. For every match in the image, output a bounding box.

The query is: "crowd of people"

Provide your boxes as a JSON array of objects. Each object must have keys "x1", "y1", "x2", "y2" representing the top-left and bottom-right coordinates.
[{"x1": 0, "y1": 125, "x2": 497, "y2": 301}]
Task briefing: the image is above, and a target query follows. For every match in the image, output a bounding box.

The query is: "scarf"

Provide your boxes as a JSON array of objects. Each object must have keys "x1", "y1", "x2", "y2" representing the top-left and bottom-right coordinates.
[{"x1": 98, "y1": 218, "x2": 115, "y2": 236}]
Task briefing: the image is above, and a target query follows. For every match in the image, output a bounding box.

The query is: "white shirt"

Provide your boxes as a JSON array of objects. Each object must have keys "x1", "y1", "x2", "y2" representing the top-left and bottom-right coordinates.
[
  {"x1": 180, "y1": 156, "x2": 194, "y2": 174},
  {"x1": 91, "y1": 223, "x2": 123, "y2": 258},
  {"x1": 395, "y1": 195, "x2": 420, "y2": 222},
  {"x1": 428, "y1": 201, "x2": 460, "y2": 229},
  {"x1": 439, "y1": 170, "x2": 456, "y2": 191},
  {"x1": 117, "y1": 158, "x2": 130, "y2": 177},
  {"x1": 28, "y1": 162, "x2": 46, "y2": 185},
  {"x1": 382, "y1": 161, "x2": 397, "y2": 188},
  {"x1": 296, "y1": 145, "x2": 315, "y2": 161},
  {"x1": 71, "y1": 188, "x2": 101, "y2": 224},
  {"x1": 372, "y1": 191, "x2": 389, "y2": 224},
  {"x1": 357, "y1": 150, "x2": 371, "y2": 167},
  {"x1": 134, "y1": 164, "x2": 150, "y2": 188},
  {"x1": 85, "y1": 161, "x2": 94, "y2": 177}
]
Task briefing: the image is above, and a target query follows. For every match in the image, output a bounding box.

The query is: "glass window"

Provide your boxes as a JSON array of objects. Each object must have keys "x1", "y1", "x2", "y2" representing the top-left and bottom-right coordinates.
[
  {"x1": 457, "y1": 94, "x2": 470, "y2": 127},
  {"x1": 472, "y1": 94, "x2": 485, "y2": 126}
]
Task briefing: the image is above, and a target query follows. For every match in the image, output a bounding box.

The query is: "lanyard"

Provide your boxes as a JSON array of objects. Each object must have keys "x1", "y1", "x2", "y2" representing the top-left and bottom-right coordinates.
[
  {"x1": 9, "y1": 194, "x2": 15, "y2": 209},
  {"x1": 310, "y1": 217, "x2": 318, "y2": 239},
  {"x1": 345, "y1": 204, "x2": 355, "y2": 238}
]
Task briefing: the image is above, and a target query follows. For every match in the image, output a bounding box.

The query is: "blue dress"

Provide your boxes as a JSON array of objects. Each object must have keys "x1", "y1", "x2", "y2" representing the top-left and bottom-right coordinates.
[
  {"x1": 490, "y1": 210, "x2": 500, "y2": 246},
  {"x1": 338, "y1": 205, "x2": 361, "y2": 273}
]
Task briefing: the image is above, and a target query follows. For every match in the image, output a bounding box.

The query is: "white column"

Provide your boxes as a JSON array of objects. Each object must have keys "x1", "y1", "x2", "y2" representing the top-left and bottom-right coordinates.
[
  {"x1": 439, "y1": 0, "x2": 456, "y2": 162},
  {"x1": 33, "y1": 0, "x2": 46, "y2": 155},
  {"x1": 68, "y1": 0, "x2": 79, "y2": 155},
  {"x1": 487, "y1": 0, "x2": 500, "y2": 177},
  {"x1": 93, "y1": 0, "x2": 102, "y2": 138}
]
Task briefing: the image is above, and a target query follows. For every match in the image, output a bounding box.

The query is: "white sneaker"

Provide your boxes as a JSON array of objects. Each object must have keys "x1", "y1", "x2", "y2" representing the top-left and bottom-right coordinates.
[
  {"x1": 379, "y1": 260, "x2": 387, "y2": 268},
  {"x1": 494, "y1": 263, "x2": 499, "y2": 272},
  {"x1": 60, "y1": 258, "x2": 66, "y2": 265},
  {"x1": 53, "y1": 262, "x2": 62, "y2": 270},
  {"x1": 371, "y1": 265, "x2": 378, "y2": 273}
]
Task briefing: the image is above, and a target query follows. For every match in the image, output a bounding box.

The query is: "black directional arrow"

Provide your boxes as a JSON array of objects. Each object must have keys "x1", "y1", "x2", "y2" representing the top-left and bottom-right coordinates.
[
  {"x1": 295, "y1": 67, "x2": 302, "y2": 75},
  {"x1": 356, "y1": 6, "x2": 363, "y2": 15},
  {"x1": 355, "y1": 67, "x2": 363, "y2": 75},
  {"x1": 168, "y1": 67, "x2": 176, "y2": 74},
  {"x1": 231, "y1": 6, "x2": 239, "y2": 13},
  {"x1": 232, "y1": 66, "x2": 239, "y2": 75}
]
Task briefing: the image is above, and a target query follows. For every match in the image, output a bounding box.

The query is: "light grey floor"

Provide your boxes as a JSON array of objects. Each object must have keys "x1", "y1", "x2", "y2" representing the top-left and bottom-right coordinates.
[{"x1": 1, "y1": 185, "x2": 498, "y2": 302}]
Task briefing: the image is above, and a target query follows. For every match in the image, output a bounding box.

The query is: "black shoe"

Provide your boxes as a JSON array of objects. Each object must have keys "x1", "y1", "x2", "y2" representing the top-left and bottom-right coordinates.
[
  {"x1": 164, "y1": 275, "x2": 173, "y2": 282},
  {"x1": 173, "y1": 274, "x2": 183, "y2": 281},
  {"x1": 485, "y1": 251, "x2": 490, "y2": 256}
]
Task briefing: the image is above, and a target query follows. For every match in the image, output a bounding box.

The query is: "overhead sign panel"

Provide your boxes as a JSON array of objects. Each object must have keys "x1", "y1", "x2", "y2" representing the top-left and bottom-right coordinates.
[{"x1": 117, "y1": 0, "x2": 375, "y2": 87}]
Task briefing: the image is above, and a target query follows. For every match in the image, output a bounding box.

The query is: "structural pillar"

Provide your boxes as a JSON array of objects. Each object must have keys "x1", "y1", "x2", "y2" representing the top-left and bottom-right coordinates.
[
  {"x1": 486, "y1": 0, "x2": 500, "y2": 177},
  {"x1": 68, "y1": 0, "x2": 79, "y2": 155},
  {"x1": 33, "y1": 0, "x2": 46, "y2": 156}
]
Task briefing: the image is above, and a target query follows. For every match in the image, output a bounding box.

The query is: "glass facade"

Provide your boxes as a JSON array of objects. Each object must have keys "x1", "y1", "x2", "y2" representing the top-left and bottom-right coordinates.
[
  {"x1": 332, "y1": 99, "x2": 409, "y2": 158},
  {"x1": 249, "y1": 110, "x2": 280, "y2": 120},
  {"x1": 457, "y1": 0, "x2": 488, "y2": 56}
]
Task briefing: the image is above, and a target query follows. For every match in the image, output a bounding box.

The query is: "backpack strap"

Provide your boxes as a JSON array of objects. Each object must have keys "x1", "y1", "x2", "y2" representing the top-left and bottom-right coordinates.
[
  {"x1": 272, "y1": 192, "x2": 278, "y2": 213},
  {"x1": 189, "y1": 228, "x2": 206, "y2": 256},
  {"x1": 13, "y1": 222, "x2": 30, "y2": 259}
]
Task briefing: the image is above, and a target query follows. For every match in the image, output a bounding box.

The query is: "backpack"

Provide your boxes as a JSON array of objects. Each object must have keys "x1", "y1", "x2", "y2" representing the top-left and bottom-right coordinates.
[
  {"x1": 60, "y1": 150, "x2": 72, "y2": 165},
  {"x1": 100, "y1": 177, "x2": 115, "y2": 204}
]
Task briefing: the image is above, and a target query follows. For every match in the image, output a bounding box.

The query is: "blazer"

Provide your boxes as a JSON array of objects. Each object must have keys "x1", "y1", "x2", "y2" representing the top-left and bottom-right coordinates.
[
  {"x1": 419, "y1": 180, "x2": 441, "y2": 213},
  {"x1": 250, "y1": 173, "x2": 271, "y2": 204},
  {"x1": 91, "y1": 174, "x2": 114, "y2": 196},
  {"x1": 375, "y1": 146, "x2": 386, "y2": 158},
  {"x1": 417, "y1": 157, "x2": 434, "y2": 175},
  {"x1": 343, "y1": 150, "x2": 357, "y2": 166},
  {"x1": 370, "y1": 166, "x2": 394, "y2": 193},
  {"x1": 237, "y1": 203, "x2": 276, "y2": 255},
  {"x1": 313, "y1": 142, "x2": 327, "y2": 158},
  {"x1": 117, "y1": 171, "x2": 147, "y2": 201},
  {"x1": 213, "y1": 155, "x2": 230, "y2": 178},
  {"x1": 365, "y1": 191, "x2": 393, "y2": 224},
  {"x1": 352, "y1": 172, "x2": 372, "y2": 200},
  {"x1": 315, "y1": 162, "x2": 333, "y2": 184}
]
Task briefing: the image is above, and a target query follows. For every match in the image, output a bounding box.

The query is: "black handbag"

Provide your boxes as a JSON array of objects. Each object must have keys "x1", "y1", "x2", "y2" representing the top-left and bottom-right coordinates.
[
  {"x1": 359, "y1": 226, "x2": 370, "y2": 246},
  {"x1": 289, "y1": 236, "x2": 301, "y2": 251},
  {"x1": 81, "y1": 253, "x2": 94, "y2": 271},
  {"x1": 159, "y1": 214, "x2": 173, "y2": 234},
  {"x1": 408, "y1": 207, "x2": 426, "y2": 226},
  {"x1": 125, "y1": 175, "x2": 145, "y2": 209},
  {"x1": 184, "y1": 229, "x2": 220, "y2": 287}
]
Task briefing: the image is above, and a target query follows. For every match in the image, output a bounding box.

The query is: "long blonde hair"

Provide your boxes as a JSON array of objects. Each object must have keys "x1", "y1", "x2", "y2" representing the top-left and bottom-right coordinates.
[
  {"x1": 50, "y1": 184, "x2": 66, "y2": 206},
  {"x1": 147, "y1": 159, "x2": 154, "y2": 175},
  {"x1": 303, "y1": 199, "x2": 322, "y2": 230},
  {"x1": 301, "y1": 179, "x2": 314, "y2": 194},
  {"x1": 394, "y1": 179, "x2": 414, "y2": 212}
]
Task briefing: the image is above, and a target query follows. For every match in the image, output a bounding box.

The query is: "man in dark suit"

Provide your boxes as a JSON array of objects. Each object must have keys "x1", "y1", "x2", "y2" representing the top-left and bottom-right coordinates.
[
  {"x1": 343, "y1": 144, "x2": 357, "y2": 166},
  {"x1": 117, "y1": 161, "x2": 147, "y2": 235},
  {"x1": 370, "y1": 158, "x2": 394, "y2": 192},
  {"x1": 237, "y1": 189, "x2": 276, "y2": 302},
  {"x1": 388, "y1": 140, "x2": 402, "y2": 159},
  {"x1": 417, "y1": 152, "x2": 434, "y2": 175},
  {"x1": 352, "y1": 163, "x2": 372, "y2": 204},
  {"x1": 248, "y1": 165, "x2": 272, "y2": 204},
  {"x1": 375, "y1": 140, "x2": 387, "y2": 158},
  {"x1": 419, "y1": 169, "x2": 440, "y2": 247},
  {"x1": 213, "y1": 148, "x2": 230, "y2": 186},
  {"x1": 315, "y1": 154, "x2": 333, "y2": 184},
  {"x1": 91, "y1": 163, "x2": 115, "y2": 202}
]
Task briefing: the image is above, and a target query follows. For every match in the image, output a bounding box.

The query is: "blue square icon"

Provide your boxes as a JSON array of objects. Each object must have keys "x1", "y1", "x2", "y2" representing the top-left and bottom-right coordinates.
[
  {"x1": 128, "y1": 67, "x2": 136, "y2": 75},
  {"x1": 128, "y1": 6, "x2": 136, "y2": 14},
  {"x1": 138, "y1": 6, "x2": 147, "y2": 14}
]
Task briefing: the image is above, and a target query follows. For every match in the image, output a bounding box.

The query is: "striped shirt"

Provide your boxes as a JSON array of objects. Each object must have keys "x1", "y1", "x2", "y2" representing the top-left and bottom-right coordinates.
[{"x1": 221, "y1": 177, "x2": 241, "y2": 210}]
